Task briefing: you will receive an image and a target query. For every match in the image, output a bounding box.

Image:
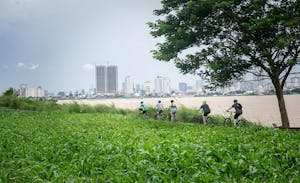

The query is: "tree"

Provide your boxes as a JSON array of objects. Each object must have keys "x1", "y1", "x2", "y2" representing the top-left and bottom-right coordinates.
[
  {"x1": 3, "y1": 87, "x2": 18, "y2": 97},
  {"x1": 149, "y1": 0, "x2": 300, "y2": 128}
]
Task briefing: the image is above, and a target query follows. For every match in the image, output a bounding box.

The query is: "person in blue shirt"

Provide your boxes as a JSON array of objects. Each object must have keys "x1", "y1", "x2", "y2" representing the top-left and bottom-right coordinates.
[{"x1": 169, "y1": 100, "x2": 177, "y2": 122}]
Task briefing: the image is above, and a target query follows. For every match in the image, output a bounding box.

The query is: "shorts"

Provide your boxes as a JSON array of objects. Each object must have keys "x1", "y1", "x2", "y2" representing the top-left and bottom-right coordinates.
[
  {"x1": 203, "y1": 112, "x2": 210, "y2": 116},
  {"x1": 157, "y1": 110, "x2": 163, "y2": 114},
  {"x1": 142, "y1": 110, "x2": 147, "y2": 114},
  {"x1": 234, "y1": 113, "x2": 242, "y2": 119}
]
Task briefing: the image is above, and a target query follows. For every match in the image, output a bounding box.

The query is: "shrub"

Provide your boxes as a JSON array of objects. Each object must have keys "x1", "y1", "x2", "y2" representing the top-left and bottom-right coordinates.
[
  {"x1": 177, "y1": 107, "x2": 201, "y2": 123},
  {"x1": 94, "y1": 104, "x2": 118, "y2": 114}
]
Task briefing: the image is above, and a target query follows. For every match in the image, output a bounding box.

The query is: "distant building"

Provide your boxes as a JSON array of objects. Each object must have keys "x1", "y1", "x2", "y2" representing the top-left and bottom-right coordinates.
[
  {"x1": 290, "y1": 77, "x2": 300, "y2": 88},
  {"x1": 154, "y1": 76, "x2": 171, "y2": 94},
  {"x1": 95, "y1": 65, "x2": 118, "y2": 94},
  {"x1": 57, "y1": 91, "x2": 66, "y2": 98},
  {"x1": 195, "y1": 80, "x2": 204, "y2": 91},
  {"x1": 107, "y1": 66, "x2": 118, "y2": 93},
  {"x1": 135, "y1": 84, "x2": 141, "y2": 93},
  {"x1": 95, "y1": 65, "x2": 106, "y2": 94},
  {"x1": 123, "y1": 75, "x2": 134, "y2": 95},
  {"x1": 195, "y1": 80, "x2": 205, "y2": 94},
  {"x1": 21, "y1": 86, "x2": 45, "y2": 98},
  {"x1": 187, "y1": 86, "x2": 194, "y2": 91},
  {"x1": 19, "y1": 84, "x2": 27, "y2": 97},
  {"x1": 143, "y1": 81, "x2": 153, "y2": 95},
  {"x1": 179, "y1": 82, "x2": 187, "y2": 92}
]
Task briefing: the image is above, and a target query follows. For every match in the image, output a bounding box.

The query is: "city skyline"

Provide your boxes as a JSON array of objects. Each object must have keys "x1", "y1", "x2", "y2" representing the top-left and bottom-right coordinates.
[
  {"x1": 8, "y1": 72, "x2": 300, "y2": 98},
  {"x1": 0, "y1": 0, "x2": 199, "y2": 93}
]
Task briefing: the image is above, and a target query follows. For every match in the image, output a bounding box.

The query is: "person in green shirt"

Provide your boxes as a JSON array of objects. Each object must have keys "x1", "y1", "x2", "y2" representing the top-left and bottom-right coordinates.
[{"x1": 139, "y1": 101, "x2": 148, "y2": 118}]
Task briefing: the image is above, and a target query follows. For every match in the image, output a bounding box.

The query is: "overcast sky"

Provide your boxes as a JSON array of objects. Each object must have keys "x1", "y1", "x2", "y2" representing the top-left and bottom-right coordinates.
[{"x1": 0, "y1": 0, "x2": 201, "y2": 93}]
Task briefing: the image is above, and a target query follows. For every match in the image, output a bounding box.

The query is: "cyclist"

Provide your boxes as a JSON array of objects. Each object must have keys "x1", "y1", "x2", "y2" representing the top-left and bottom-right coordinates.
[
  {"x1": 139, "y1": 101, "x2": 148, "y2": 118},
  {"x1": 227, "y1": 99, "x2": 243, "y2": 125},
  {"x1": 169, "y1": 100, "x2": 177, "y2": 122},
  {"x1": 199, "y1": 100, "x2": 211, "y2": 124},
  {"x1": 156, "y1": 100, "x2": 164, "y2": 120}
]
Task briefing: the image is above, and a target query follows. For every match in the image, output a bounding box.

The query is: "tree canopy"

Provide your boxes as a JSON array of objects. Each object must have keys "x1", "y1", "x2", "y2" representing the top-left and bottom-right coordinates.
[
  {"x1": 149, "y1": 0, "x2": 300, "y2": 128},
  {"x1": 3, "y1": 87, "x2": 17, "y2": 97},
  {"x1": 149, "y1": 0, "x2": 299, "y2": 86}
]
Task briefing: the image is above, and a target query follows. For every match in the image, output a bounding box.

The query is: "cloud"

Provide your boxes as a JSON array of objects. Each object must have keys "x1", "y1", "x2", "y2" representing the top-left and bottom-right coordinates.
[
  {"x1": 16, "y1": 62, "x2": 39, "y2": 70},
  {"x1": 28, "y1": 64, "x2": 39, "y2": 70},
  {"x1": 82, "y1": 64, "x2": 94, "y2": 71},
  {"x1": 17, "y1": 62, "x2": 25, "y2": 67}
]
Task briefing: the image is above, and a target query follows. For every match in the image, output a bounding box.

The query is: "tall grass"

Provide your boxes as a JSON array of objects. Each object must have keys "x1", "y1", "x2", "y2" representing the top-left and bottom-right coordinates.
[
  {"x1": 177, "y1": 106, "x2": 200, "y2": 123},
  {"x1": 0, "y1": 96, "x2": 132, "y2": 116},
  {"x1": 0, "y1": 95, "x2": 255, "y2": 126}
]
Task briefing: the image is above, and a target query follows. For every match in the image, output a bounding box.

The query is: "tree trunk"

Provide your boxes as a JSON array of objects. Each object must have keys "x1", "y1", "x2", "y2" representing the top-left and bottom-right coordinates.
[{"x1": 272, "y1": 77, "x2": 290, "y2": 129}]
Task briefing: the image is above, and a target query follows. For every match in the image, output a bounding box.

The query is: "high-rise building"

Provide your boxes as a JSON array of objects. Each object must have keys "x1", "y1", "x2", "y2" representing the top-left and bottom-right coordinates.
[
  {"x1": 19, "y1": 84, "x2": 27, "y2": 97},
  {"x1": 95, "y1": 65, "x2": 106, "y2": 93},
  {"x1": 143, "y1": 81, "x2": 153, "y2": 95},
  {"x1": 135, "y1": 84, "x2": 141, "y2": 93},
  {"x1": 154, "y1": 76, "x2": 171, "y2": 94},
  {"x1": 23, "y1": 86, "x2": 45, "y2": 98},
  {"x1": 179, "y1": 82, "x2": 187, "y2": 92},
  {"x1": 123, "y1": 75, "x2": 134, "y2": 95},
  {"x1": 107, "y1": 66, "x2": 118, "y2": 93},
  {"x1": 95, "y1": 65, "x2": 118, "y2": 94}
]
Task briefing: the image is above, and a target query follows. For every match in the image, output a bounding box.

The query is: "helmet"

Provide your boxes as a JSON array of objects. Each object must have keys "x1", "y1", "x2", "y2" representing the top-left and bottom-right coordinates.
[
  {"x1": 158, "y1": 100, "x2": 161, "y2": 103},
  {"x1": 202, "y1": 100, "x2": 206, "y2": 104},
  {"x1": 141, "y1": 101, "x2": 144, "y2": 104},
  {"x1": 233, "y1": 99, "x2": 237, "y2": 103},
  {"x1": 171, "y1": 100, "x2": 174, "y2": 103}
]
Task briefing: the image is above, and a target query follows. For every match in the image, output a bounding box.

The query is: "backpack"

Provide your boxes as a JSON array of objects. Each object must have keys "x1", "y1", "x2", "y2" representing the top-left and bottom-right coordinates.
[
  {"x1": 237, "y1": 103, "x2": 242, "y2": 110},
  {"x1": 236, "y1": 103, "x2": 242, "y2": 113}
]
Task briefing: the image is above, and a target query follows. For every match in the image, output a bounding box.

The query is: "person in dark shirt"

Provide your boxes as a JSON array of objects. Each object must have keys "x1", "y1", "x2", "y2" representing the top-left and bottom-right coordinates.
[
  {"x1": 200, "y1": 100, "x2": 211, "y2": 124},
  {"x1": 227, "y1": 99, "x2": 243, "y2": 125}
]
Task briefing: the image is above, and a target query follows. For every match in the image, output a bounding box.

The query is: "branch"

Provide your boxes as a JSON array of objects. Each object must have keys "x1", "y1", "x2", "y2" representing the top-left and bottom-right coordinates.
[
  {"x1": 271, "y1": 48, "x2": 280, "y2": 60},
  {"x1": 281, "y1": 65, "x2": 293, "y2": 89},
  {"x1": 248, "y1": 69, "x2": 269, "y2": 77}
]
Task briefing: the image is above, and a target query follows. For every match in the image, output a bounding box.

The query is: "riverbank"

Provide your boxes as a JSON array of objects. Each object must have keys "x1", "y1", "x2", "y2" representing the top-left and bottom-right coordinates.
[{"x1": 58, "y1": 95, "x2": 300, "y2": 127}]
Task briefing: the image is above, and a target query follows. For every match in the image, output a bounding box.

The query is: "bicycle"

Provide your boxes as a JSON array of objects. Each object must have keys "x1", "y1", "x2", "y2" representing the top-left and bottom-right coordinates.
[
  {"x1": 139, "y1": 108, "x2": 148, "y2": 119},
  {"x1": 224, "y1": 111, "x2": 243, "y2": 127},
  {"x1": 206, "y1": 115, "x2": 212, "y2": 124},
  {"x1": 200, "y1": 111, "x2": 212, "y2": 124},
  {"x1": 156, "y1": 110, "x2": 164, "y2": 120},
  {"x1": 170, "y1": 112, "x2": 177, "y2": 122}
]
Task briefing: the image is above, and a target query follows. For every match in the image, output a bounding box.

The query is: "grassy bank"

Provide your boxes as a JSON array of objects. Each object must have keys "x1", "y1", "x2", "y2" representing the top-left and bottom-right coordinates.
[
  {"x1": 0, "y1": 110, "x2": 299, "y2": 182},
  {"x1": 0, "y1": 96, "x2": 253, "y2": 125}
]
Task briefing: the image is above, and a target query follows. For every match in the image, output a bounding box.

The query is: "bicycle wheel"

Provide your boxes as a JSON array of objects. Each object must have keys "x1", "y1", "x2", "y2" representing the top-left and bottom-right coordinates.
[
  {"x1": 224, "y1": 118, "x2": 233, "y2": 127},
  {"x1": 236, "y1": 119, "x2": 244, "y2": 126},
  {"x1": 206, "y1": 116, "x2": 212, "y2": 124},
  {"x1": 158, "y1": 114, "x2": 163, "y2": 120}
]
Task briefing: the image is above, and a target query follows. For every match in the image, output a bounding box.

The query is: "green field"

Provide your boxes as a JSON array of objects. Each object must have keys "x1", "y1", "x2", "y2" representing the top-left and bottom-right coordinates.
[{"x1": 0, "y1": 109, "x2": 299, "y2": 182}]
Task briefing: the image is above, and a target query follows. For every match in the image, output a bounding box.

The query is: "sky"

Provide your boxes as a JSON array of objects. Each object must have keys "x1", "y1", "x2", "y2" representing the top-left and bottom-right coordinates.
[{"x1": 0, "y1": 0, "x2": 200, "y2": 93}]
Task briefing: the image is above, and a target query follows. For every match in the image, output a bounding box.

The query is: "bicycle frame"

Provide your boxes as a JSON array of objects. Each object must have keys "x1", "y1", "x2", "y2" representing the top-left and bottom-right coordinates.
[
  {"x1": 156, "y1": 110, "x2": 163, "y2": 120},
  {"x1": 200, "y1": 111, "x2": 211, "y2": 124},
  {"x1": 224, "y1": 111, "x2": 243, "y2": 127}
]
